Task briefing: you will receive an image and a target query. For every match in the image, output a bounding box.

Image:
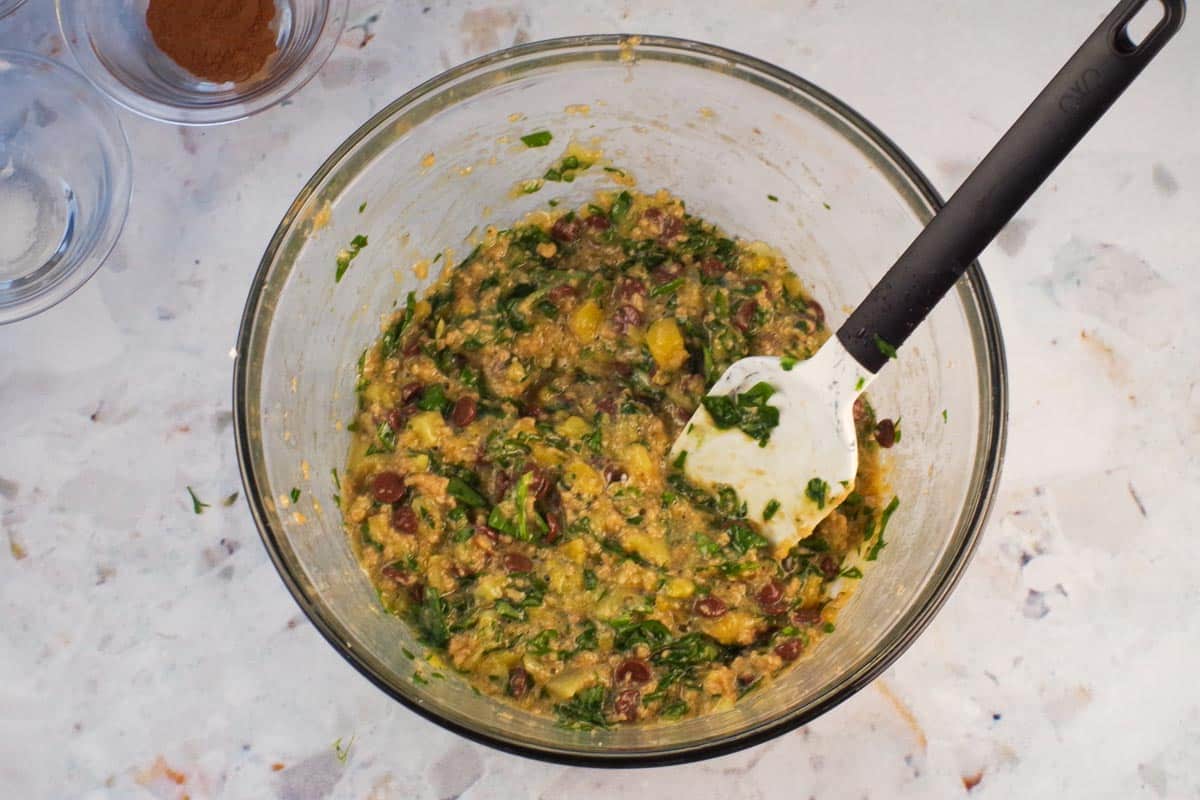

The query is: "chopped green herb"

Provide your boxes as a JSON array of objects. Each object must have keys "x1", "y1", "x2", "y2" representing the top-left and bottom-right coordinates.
[
  {"x1": 672, "y1": 450, "x2": 687, "y2": 469},
  {"x1": 361, "y1": 522, "x2": 384, "y2": 551},
  {"x1": 583, "y1": 569, "x2": 598, "y2": 590},
  {"x1": 695, "y1": 533, "x2": 722, "y2": 558},
  {"x1": 333, "y1": 735, "x2": 355, "y2": 763},
  {"x1": 519, "y1": 179, "x2": 542, "y2": 194},
  {"x1": 603, "y1": 166, "x2": 626, "y2": 175},
  {"x1": 763, "y1": 499, "x2": 781, "y2": 521},
  {"x1": 186, "y1": 486, "x2": 209, "y2": 514},
  {"x1": 701, "y1": 381, "x2": 780, "y2": 447},
  {"x1": 660, "y1": 699, "x2": 689, "y2": 719},
  {"x1": 839, "y1": 566, "x2": 863, "y2": 579},
  {"x1": 412, "y1": 672, "x2": 429, "y2": 685},
  {"x1": 855, "y1": 376, "x2": 865, "y2": 392},
  {"x1": 364, "y1": 420, "x2": 397, "y2": 455},
  {"x1": 331, "y1": 467, "x2": 341, "y2": 490},
  {"x1": 865, "y1": 496, "x2": 899, "y2": 561},
  {"x1": 942, "y1": 408, "x2": 948, "y2": 423},
  {"x1": 805, "y1": 477, "x2": 830, "y2": 509},
  {"x1": 611, "y1": 617, "x2": 671, "y2": 651},
  {"x1": 873, "y1": 334, "x2": 898, "y2": 360},
  {"x1": 727, "y1": 521, "x2": 768, "y2": 554},
  {"x1": 402, "y1": 647, "x2": 415, "y2": 659},
  {"x1": 554, "y1": 685, "x2": 609, "y2": 730},
  {"x1": 650, "y1": 277, "x2": 685, "y2": 298},
  {"x1": 289, "y1": 487, "x2": 300, "y2": 504},
  {"x1": 767, "y1": 194, "x2": 779, "y2": 202},
  {"x1": 447, "y1": 477, "x2": 487, "y2": 508},
  {"x1": 520, "y1": 130, "x2": 553, "y2": 148},
  {"x1": 527, "y1": 629, "x2": 557, "y2": 655},
  {"x1": 222, "y1": 492, "x2": 239, "y2": 507},
  {"x1": 823, "y1": 622, "x2": 836, "y2": 634},
  {"x1": 414, "y1": 591, "x2": 450, "y2": 647},
  {"x1": 335, "y1": 234, "x2": 369, "y2": 283},
  {"x1": 358, "y1": 201, "x2": 367, "y2": 213},
  {"x1": 822, "y1": 201, "x2": 832, "y2": 210},
  {"x1": 610, "y1": 191, "x2": 633, "y2": 224},
  {"x1": 780, "y1": 355, "x2": 798, "y2": 371},
  {"x1": 417, "y1": 384, "x2": 451, "y2": 413},
  {"x1": 380, "y1": 292, "x2": 417, "y2": 358}
]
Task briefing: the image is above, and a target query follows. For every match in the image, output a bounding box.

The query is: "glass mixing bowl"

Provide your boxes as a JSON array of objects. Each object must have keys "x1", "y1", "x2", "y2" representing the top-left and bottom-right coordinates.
[
  {"x1": 56, "y1": 0, "x2": 348, "y2": 125},
  {"x1": 234, "y1": 36, "x2": 1007, "y2": 765}
]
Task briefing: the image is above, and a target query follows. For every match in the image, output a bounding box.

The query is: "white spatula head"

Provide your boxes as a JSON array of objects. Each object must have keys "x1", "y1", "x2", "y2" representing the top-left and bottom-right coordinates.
[{"x1": 669, "y1": 339, "x2": 871, "y2": 550}]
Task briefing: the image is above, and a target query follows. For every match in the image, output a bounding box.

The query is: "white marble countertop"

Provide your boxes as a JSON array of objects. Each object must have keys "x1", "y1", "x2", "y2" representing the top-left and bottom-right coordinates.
[{"x1": 3, "y1": 1, "x2": 1199, "y2": 797}]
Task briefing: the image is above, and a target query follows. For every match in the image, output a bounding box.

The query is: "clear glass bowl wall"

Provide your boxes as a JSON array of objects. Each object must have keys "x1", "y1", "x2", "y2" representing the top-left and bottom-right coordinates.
[{"x1": 235, "y1": 37, "x2": 1006, "y2": 764}]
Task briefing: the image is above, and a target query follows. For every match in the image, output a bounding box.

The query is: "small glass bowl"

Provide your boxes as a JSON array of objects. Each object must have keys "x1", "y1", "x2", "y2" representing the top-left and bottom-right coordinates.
[
  {"x1": 55, "y1": 0, "x2": 349, "y2": 126},
  {"x1": 0, "y1": 0, "x2": 29, "y2": 21},
  {"x1": 0, "y1": 50, "x2": 131, "y2": 325}
]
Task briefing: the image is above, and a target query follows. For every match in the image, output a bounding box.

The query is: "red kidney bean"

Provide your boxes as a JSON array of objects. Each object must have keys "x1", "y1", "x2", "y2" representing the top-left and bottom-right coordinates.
[
  {"x1": 585, "y1": 214, "x2": 610, "y2": 231},
  {"x1": 614, "y1": 277, "x2": 646, "y2": 302},
  {"x1": 474, "y1": 521, "x2": 500, "y2": 543},
  {"x1": 544, "y1": 512, "x2": 562, "y2": 544},
  {"x1": 502, "y1": 552, "x2": 533, "y2": 573},
  {"x1": 733, "y1": 300, "x2": 758, "y2": 332},
  {"x1": 652, "y1": 261, "x2": 683, "y2": 284},
  {"x1": 805, "y1": 299, "x2": 825, "y2": 326},
  {"x1": 818, "y1": 555, "x2": 839, "y2": 580},
  {"x1": 852, "y1": 396, "x2": 872, "y2": 426},
  {"x1": 392, "y1": 505, "x2": 419, "y2": 534},
  {"x1": 384, "y1": 407, "x2": 409, "y2": 432},
  {"x1": 549, "y1": 284, "x2": 577, "y2": 304},
  {"x1": 641, "y1": 207, "x2": 663, "y2": 224},
  {"x1": 658, "y1": 216, "x2": 683, "y2": 244},
  {"x1": 613, "y1": 304, "x2": 643, "y2": 334},
  {"x1": 508, "y1": 667, "x2": 530, "y2": 698},
  {"x1": 371, "y1": 472, "x2": 406, "y2": 504},
  {"x1": 792, "y1": 607, "x2": 822, "y2": 626},
  {"x1": 551, "y1": 216, "x2": 582, "y2": 243},
  {"x1": 613, "y1": 688, "x2": 641, "y2": 722},
  {"x1": 774, "y1": 638, "x2": 803, "y2": 662},
  {"x1": 400, "y1": 382, "x2": 424, "y2": 405},
  {"x1": 603, "y1": 465, "x2": 627, "y2": 485},
  {"x1": 694, "y1": 596, "x2": 728, "y2": 618},
  {"x1": 756, "y1": 579, "x2": 785, "y2": 611},
  {"x1": 614, "y1": 658, "x2": 653, "y2": 685},
  {"x1": 380, "y1": 562, "x2": 407, "y2": 582},
  {"x1": 700, "y1": 258, "x2": 726, "y2": 280},
  {"x1": 451, "y1": 396, "x2": 478, "y2": 427},
  {"x1": 874, "y1": 418, "x2": 896, "y2": 448},
  {"x1": 597, "y1": 396, "x2": 617, "y2": 416},
  {"x1": 403, "y1": 338, "x2": 422, "y2": 357},
  {"x1": 529, "y1": 468, "x2": 554, "y2": 501}
]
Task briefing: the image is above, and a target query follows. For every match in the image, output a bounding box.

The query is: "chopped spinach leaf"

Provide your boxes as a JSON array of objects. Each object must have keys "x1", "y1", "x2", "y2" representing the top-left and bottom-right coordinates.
[
  {"x1": 701, "y1": 381, "x2": 780, "y2": 446},
  {"x1": 520, "y1": 130, "x2": 553, "y2": 148}
]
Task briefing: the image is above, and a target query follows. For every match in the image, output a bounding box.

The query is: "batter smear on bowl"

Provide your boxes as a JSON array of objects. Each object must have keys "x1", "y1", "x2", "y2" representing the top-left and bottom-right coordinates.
[{"x1": 340, "y1": 189, "x2": 897, "y2": 726}]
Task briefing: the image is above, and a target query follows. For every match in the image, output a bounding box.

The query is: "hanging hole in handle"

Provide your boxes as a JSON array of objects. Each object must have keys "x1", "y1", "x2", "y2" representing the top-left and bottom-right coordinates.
[{"x1": 1114, "y1": 0, "x2": 1168, "y2": 53}]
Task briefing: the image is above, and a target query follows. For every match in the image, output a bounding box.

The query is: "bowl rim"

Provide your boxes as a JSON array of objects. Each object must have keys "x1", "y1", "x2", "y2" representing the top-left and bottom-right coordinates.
[
  {"x1": 54, "y1": 0, "x2": 349, "y2": 126},
  {"x1": 234, "y1": 33, "x2": 1008, "y2": 767}
]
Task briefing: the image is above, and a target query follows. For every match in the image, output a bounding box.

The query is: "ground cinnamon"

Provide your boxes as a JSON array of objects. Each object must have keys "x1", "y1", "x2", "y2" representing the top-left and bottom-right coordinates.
[{"x1": 146, "y1": 0, "x2": 278, "y2": 84}]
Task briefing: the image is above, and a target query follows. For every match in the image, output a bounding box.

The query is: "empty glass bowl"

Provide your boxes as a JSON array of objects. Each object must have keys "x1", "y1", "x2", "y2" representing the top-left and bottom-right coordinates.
[
  {"x1": 0, "y1": 50, "x2": 131, "y2": 325},
  {"x1": 55, "y1": 0, "x2": 349, "y2": 125},
  {"x1": 234, "y1": 36, "x2": 1007, "y2": 764}
]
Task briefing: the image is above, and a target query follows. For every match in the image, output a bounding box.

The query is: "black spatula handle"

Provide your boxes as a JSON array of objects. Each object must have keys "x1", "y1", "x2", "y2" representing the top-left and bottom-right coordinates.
[{"x1": 837, "y1": 0, "x2": 1185, "y2": 373}]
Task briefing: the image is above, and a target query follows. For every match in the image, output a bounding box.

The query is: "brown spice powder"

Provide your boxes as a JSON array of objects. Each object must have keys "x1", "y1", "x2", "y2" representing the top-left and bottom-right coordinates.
[{"x1": 146, "y1": 0, "x2": 278, "y2": 84}]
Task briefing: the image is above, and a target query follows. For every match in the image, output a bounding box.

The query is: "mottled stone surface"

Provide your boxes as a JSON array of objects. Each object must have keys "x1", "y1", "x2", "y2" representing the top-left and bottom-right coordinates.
[{"x1": 2, "y1": 1, "x2": 1198, "y2": 797}]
